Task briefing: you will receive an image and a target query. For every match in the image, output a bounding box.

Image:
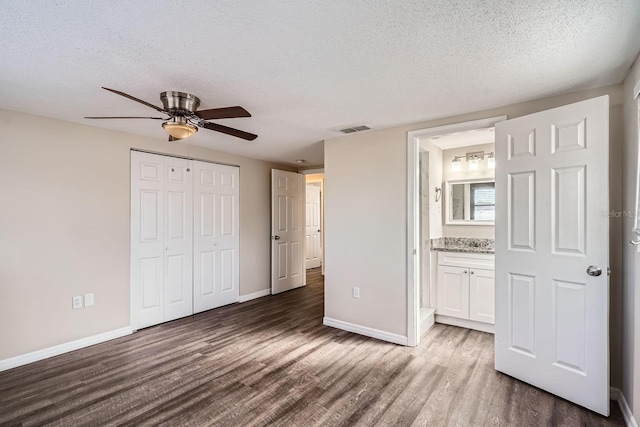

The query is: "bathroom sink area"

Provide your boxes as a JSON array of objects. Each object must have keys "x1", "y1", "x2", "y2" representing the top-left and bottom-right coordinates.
[{"x1": 430, "y1": 237, "x2": 494, "y2": 254}]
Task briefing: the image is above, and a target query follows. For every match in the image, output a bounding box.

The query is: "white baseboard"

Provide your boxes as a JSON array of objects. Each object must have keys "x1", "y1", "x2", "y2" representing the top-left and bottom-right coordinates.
[
  {"x1": 435, "y1": 314, "x2": 495, "y2": 334},
  {"x1": 612, "y1": 387, "x2": 638, "y2": 427},
  {"x1": 0, "y1": 326, "x2": 133, "y2": 372},
  {"x1": 239, "y1": 289, "x2": 271, "y2": 303},
  {"x1": 323, "y1": 317, "x2": 408, "y2": 346},
  {"x1": 420, "y1": 308, "x2": 436, "y2": 338}
]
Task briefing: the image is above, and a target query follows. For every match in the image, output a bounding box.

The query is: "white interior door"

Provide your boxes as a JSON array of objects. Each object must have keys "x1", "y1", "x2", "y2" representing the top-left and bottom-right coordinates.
[
  {"x1": 163, "y1": 157, "x2": 193, "y2": 322},
  {"x1": 495, "y1": 96, "x2": 610, "y2": 415},
  {"x1": 131, "y1": 151, "x2": 165, "y2": 329},
  {"x1": 305, "y1": 184, "x2": 322, "y2": 269},
  {"x1": 271, "y1": 169, "x2": 305, "y2": 294},
  {"x1": 193, "y1": 160, "x2": 240, "y2": 313}
]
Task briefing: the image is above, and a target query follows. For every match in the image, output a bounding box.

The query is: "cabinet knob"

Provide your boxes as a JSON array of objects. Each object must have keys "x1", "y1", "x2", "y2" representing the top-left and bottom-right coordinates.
[
  {"x1": 463, "y1": 270, "x2": 468, "y2": 274},
  {"x1": 470, "y1": 271, "x2": 474, "y2": 274}
]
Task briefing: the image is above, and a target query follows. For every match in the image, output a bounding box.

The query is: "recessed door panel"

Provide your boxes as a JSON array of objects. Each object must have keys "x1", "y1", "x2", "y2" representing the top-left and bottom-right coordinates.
[
  {"x1": 141, "y1": 257, "x2": 161, "y2": 309},
  {"x1": 200, "y1": 169, "x2": 215, "y2": 186},
  {"x1": 552, "y1": 119, "x2": 586, "y2": 154},
  {"x1": 278, "y1": 242, "x2": 288, "y2": 279},
  {"x1": 221, "y1": 194, "x2": 235, "y2": 236},
  {"x1": 221, "y1": 249, "x2": 234, "y2": 292},
  {"x1": 200, "y1": 251, "x2": 215, "y2": 296},
  {"x1": 278, "y1": 196, "x2": 287, "y2": 232},
  {"x1": 140, "y1": 162, "x2": 160, "y2": 181},
  {"x1": 507, "y1": 129, "x2": 536, "y2": 160},
  {"x1": 291, "y1": 240, "x2": 301, "y2": 278},
  {"x1": 291, "y1": 197, "x2": 301, "y2": 231},
  {"x1": 166, "y1": 255, "x2": 185, "y2": 303},
  {"x1": 553, "y1": 279, "x2": 587, "y2": 374},
  {"x1": 552, "y1": 166, "x2": 586, "y2": 255},
  {"x1": 508, "y1": 172, "x2": 535, "y2": 251},
  {"x1": 167, "y1": 191, "x2": 186, "y2": 240},
  {"x1": 221, "y1": 172, "x2": 235, "y2": 188},
  {"x1": 508, "y1": 273, "x2": 536, "y2": 357},
  {"x1": 168, "y1": 165, "x2": 187, "y2": 184},
  {"x1": 200, "y1": 194, "x2": 215, "y2": 238},
  {"x1": 140, "y1": 190, "x2": 160, "y2": 242}
]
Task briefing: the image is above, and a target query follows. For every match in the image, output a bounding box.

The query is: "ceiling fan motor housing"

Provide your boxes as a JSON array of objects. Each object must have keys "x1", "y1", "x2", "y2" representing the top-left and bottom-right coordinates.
[{"x1": 160, "y1": 91, "x2": 201, "y2": 114}]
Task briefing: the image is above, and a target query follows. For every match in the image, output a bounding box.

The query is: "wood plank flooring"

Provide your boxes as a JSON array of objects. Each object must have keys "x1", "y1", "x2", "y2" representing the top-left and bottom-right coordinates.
[{"x1": 0, "y1": 268, "x2": 625, "y2": 426}]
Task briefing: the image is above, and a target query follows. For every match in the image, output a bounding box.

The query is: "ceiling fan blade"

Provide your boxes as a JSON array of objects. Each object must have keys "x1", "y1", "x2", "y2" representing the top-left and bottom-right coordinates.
[
  {"x1": 200, "y1": 121, "x2": 257, "y2": 141},
  {"x1": 84, "y1": 116, "x2": 166, "y2": 119},
  {"x1": 195, "y1": 106, "x2": 251, "y2": 120},
  {"x1": 102, "y1": 87, "x2": 165, "y2": 112}
]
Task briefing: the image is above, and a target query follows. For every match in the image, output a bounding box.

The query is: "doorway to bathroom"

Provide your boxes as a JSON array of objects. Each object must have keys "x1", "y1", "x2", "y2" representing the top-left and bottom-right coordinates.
[{"x1": 407, "y1": 116, "x2": 504, "y2": 346}]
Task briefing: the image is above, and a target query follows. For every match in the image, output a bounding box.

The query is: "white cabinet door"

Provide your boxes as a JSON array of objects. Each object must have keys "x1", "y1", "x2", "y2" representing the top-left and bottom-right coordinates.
[
  {"x1": 436, "y1": 266, "x2": 469, "y2": 319},
  {"x1": 193, "y1": 161, "x2": 240, "y2": 313},
  {"x1": 271, "y1": 170, "x2": 305, "y2": 294},
  {"x1": 469, "y1": 268, "x2": 495, "y2": 324}
]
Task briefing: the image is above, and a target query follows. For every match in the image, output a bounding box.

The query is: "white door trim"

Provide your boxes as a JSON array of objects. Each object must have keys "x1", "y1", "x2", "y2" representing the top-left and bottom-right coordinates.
[{"x1": 406, "y1": 115, "x2": 507, "y2": 346}]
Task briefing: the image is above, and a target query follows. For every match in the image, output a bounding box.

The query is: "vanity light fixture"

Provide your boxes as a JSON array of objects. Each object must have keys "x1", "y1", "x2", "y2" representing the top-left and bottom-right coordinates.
[
  {"x1": 468, "y1": 155, "x2": 479, "y2": 171},
  {"x1": 451, "y1": 150, "x2": 496, "y2": 171},
  {"x1": 487, "y1": 153, "x2": 496, "y2": 169},
  {"x1": 451, "y1": 157, "x2": 462, "y2": 172}
]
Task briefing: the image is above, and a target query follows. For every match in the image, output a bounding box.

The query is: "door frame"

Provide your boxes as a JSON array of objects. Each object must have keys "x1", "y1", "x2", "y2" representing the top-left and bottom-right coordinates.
[{"x1": 406, "y1": 116, "x2": 507, "y2": 346}]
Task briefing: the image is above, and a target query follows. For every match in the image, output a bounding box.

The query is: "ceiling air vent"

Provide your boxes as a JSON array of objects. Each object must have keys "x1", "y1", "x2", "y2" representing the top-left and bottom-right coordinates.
[{"x1": 338, "y1": 124, "x2": 371, "y2": 134}]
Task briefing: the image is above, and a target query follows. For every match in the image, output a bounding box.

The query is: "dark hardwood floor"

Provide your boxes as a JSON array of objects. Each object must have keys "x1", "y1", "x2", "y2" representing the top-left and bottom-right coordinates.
[{"x1": 0, "y1": 268, "x2": 625, "y2": 426}]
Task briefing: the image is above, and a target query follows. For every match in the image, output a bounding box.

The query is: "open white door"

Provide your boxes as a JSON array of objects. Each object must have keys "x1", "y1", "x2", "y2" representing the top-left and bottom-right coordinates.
[
  {"x1": 495, "y1": 96, "x2": 609, "y2": 415},
  {"x1": 271, "y1": 169, "x2": 305, "y2": 294},
  {"x1": 305, "y1": 184, "x2": 322, "y2": 269}
]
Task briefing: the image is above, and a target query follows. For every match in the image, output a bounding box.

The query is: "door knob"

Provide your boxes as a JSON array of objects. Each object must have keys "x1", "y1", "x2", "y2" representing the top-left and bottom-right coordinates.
[
  {"x1": 272, "y1": 235, "x2": 280, "y2": 240},
  {"x1": 586, "y1": 265, "x2": 602, "y2": 277}
]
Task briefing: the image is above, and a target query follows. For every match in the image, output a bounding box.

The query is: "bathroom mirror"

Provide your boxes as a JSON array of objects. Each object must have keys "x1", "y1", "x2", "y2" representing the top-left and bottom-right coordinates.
[{"x1": 445, "y1": 179, "x2": 495, "y2": 225}]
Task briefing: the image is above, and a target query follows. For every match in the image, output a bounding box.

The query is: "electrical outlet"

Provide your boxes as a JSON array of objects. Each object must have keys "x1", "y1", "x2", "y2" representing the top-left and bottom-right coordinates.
[
  {"x1": 72, "y1": 295, "x2": 83, "y2": 309},
  {"x1": 84, "y1": 293, "x2": 94, "y2": 307},
  {"x1": 353, "y1": 287, "x2": 360, "y2": 299}
]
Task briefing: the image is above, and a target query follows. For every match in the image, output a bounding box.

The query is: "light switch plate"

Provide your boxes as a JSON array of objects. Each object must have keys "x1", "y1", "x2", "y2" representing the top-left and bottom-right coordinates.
[{"x1": 84, "y1": 293, "x2": 94, "y2": 307}]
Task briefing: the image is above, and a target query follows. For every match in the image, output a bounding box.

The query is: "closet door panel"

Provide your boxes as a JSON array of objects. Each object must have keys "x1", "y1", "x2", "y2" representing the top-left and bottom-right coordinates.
[
  {"x1": 131, "y1": 151, "x2": 165, "y2": 329},
  {"x1": 193, "y1": 161, "x2": 239, "y2": 313},
  {"x1": 163, "y1": 157, "x2": 193, "y2": 322}
]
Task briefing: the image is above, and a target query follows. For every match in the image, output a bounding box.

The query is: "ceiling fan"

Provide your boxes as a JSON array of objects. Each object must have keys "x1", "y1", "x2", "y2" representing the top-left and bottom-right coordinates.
[{"x1": 85, "y1": 87, "x2": 257, "y2": 142}]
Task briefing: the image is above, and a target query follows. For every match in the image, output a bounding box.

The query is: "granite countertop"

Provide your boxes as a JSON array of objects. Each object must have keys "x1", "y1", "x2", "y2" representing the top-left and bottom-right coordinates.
[{"x1": 430, "y1": 237, "x2": 495, "y2": 254}]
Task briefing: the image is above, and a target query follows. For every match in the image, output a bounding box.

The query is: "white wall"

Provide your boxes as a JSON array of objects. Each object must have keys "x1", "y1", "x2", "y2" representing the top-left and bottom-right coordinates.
[
  {"x1": 622, "y1": 53, "x2": 640, "y2": 419},
  {"x1": 324, "y1": 84, "x2": 624, "y2": 389},
  {"x1": 442, "y1": 142, "x2": 495, "y2": 239},
  {"x1": 0, "y1": 109, "x2": 294, "y2": 360},
  {"x1": 419, "y1": 141, "x2": 443, "y2": 308}
]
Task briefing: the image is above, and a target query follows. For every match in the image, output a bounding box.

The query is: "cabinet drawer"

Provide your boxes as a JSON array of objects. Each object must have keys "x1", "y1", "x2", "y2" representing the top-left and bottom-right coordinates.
[{"x1": 438, "y1": 251, "x2": 494, "y2": 270}]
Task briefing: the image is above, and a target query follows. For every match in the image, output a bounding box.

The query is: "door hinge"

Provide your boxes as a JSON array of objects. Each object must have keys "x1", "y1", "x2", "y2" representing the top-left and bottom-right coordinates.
[{"x1": 412, "y1": 249, "x2": 417, "y2": 255}]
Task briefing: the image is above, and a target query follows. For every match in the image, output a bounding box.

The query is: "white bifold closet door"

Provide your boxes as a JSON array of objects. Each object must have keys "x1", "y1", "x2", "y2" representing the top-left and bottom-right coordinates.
[
  {"x1": 130, "y1": 151, "x2": 239, "y2": 330},
  {"x1": 193, "y1": 160, "x2": 240, "y2": 313}
]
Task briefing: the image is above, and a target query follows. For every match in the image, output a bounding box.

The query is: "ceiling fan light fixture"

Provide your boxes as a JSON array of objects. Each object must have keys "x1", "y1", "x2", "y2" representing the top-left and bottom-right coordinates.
[{"x1": 162, "y1": 118, "x2": 198, "y2": 140}]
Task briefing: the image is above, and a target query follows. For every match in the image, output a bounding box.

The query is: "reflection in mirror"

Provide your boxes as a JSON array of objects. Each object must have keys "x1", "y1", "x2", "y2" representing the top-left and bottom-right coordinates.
[{"x1": 446, "y1": 179, "x2": 495, "y2": 225}]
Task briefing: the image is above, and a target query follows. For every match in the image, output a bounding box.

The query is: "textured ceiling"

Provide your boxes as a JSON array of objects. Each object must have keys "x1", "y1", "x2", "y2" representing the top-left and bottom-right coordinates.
[{"x1": 1, "y1": 1, "x2": 639, "y2": 166}]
